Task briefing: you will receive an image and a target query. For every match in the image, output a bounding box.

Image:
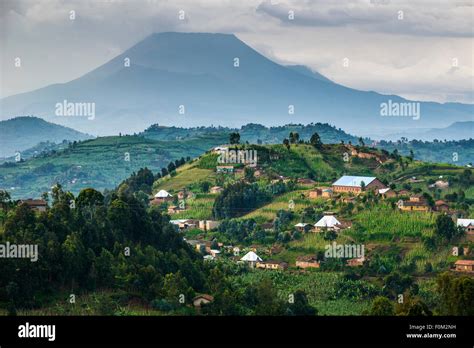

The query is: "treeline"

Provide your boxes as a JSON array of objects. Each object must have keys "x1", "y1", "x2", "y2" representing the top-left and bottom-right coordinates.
[
  {"x1": 212, "y1": 180, "x2": 293, "y2": 219},
  {"x1": 143, "y1": 122, "x2": 360, "y2": 145},
  {"x1": 377, "y1": 139, "x2": 474, "y2": 165},
  {"x1": 0, "y1": 184, "x2": 207, "y2": 314}
]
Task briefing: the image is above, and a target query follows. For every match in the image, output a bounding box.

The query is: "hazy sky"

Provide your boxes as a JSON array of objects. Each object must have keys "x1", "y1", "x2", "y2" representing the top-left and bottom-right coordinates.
[{"x1": 1, "y1": 0, "x2": 473, "y2": 103}]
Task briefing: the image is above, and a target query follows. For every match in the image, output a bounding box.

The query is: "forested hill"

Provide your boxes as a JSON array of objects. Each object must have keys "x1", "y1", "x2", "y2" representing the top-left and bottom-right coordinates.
[
  {"x1": 141, "y1": 122, "x2": 363, "y2": 144},
  {"x1": 376, "y1": 139, "x2": 473, "y2": 166},
  {"x1": 0, "y1": 116, "x2": 92, "y2": 158}
]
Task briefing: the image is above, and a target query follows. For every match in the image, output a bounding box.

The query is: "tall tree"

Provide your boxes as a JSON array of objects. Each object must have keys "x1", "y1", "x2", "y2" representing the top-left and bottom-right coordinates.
[
  {"x1": 310, "y1": 132, "x2": 323, "y2": 149},
  {"x1": 229, "y1": 132, "x2": 240, "y2": 144}
]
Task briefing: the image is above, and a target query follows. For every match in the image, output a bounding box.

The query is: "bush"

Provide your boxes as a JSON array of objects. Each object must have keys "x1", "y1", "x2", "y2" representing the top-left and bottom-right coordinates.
[{"x1": 151, "y1": 299, "x2": 174, "y2": 312}]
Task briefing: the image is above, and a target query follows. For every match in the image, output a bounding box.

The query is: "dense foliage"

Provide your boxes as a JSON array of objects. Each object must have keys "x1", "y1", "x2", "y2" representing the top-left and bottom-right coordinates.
[{"x1": 0, "y1": 184, "x2": 206, "y2": 313}]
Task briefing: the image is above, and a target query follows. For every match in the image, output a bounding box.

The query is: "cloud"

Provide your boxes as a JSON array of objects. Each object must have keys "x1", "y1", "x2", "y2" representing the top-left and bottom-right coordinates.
[
  {"x1": 0, "y1": 0, "x2": 472, "y2": 103},
  {"x1": 256, "y1": 0, "x2": 474, "y2": 37}
]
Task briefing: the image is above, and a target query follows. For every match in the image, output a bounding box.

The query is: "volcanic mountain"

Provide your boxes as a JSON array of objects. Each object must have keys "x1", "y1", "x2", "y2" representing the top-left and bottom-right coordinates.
[{"x1": 1, "y1": 32, "x2": 472, "y2": 135}]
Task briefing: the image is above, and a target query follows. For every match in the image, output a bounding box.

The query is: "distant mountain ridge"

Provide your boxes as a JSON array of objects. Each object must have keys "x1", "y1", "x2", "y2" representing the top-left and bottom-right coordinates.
[
  {"x1": 422, "y1": 121, "x2": 474, "y2": 141},
  {"x1": 0, "y1": 116, "x2": 92, "y2": 158},
  {"x1": 368, "y1": 121, "x2": 474, "y2": 141},
  {"x1": 1, "y1": 32, "x2": 472, "y2": 135}
]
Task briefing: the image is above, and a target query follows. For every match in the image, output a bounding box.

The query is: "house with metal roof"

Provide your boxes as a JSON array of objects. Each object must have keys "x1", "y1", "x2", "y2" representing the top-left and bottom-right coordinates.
[
  {"x1": 150, "y1": 189, "x2": 174, "y2": 204},
  {"x1": 314, "y1": 215, "x2": 342, "y2": 232},
  {"x1": 332, "y1": 175, "x2": 386, "y2": 193},
  {"x1": 457, "y1": 219, "x2": 474, "y2": 234},
  {"x1": 240, "y1": 251, "x2": 262, "y2": 267}
]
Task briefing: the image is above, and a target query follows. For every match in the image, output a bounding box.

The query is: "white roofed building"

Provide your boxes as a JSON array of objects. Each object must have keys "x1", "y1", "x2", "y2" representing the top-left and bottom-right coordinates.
[
  {"x1": 294, "y1": 222, "x2": 312, "y2": 232},
  {"x1": 240, "y1": 251, "x2": 262, "y2": 268},
  {"x1": 155, "y1": 190, "x2": 172, "y2": 198},
  {"x1": 314, "y1": 215, "x2": 342, "y2": 232},
  {"x1": 457, "y1": 218, "x2": 474, "y2": 234},
  {"x1": 150, "y1": 189, "x2": 173, "y2": 204}
]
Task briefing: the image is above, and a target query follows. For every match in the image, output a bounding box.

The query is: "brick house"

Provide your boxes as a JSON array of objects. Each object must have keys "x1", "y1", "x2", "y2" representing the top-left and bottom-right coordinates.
[
  {"x1": 434, "y1": 200, "x2": 450, "y2": 212},
  {"x1": 210, "y1": 186, "x2": 224, "y2": 194},
  {"x1": 398, "y1": 195, "x2": 430, "y2": 212},
  {"x1": 296, "y1": 255, "x2": 320, "y2": 269},
  {"x1": 454, "y1": 260, "x2": 474, "y2": 272},
  {"x1": 19, "y1": 199, "x2": 48, "y2": 212},
  {"x1": 193, "y1": 294, "x2": 214, "y2": 308},
  {"x1": 332, "y1": 176, "x2": 386, "y2": 194},
  {"x1": 256, "y1": 260, "x2": 288, "y2": 270},
  {"x1": 309, "y1": 188, "x2": 333, "y2": 199}
]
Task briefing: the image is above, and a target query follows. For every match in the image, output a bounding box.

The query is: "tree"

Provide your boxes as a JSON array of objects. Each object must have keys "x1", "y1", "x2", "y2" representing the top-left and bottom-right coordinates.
[
  {"x1": 202, "y1": 288, "x2": 243, "y2": 315},
  {"x1": 422, "y1": 192, "x2": 434, "y2": 208},
  {"x1": 310, "y1": 132, "x2": 323, "y2": 149},
  {"x1": 435, "y1": 214, "x2": 456, "y2": 241},
  {"x1": 289, "y1": 132, "x2": 299, "y2": 144},
  {"x1": 61, "y1": 233, "x2": 88, "y2": 288},
  {"x1": 286, "y1": 290, "x2": 317, "y2": 315},
  {"x1": 246, "y1": 277, "x2": 286, "y2": 315},
  {"x1": 383, "y1": 272, "x2": 414, "y2": 298},
  {"x1": 162, "y1": 272, "x2": 194, "y2": 307},
  {"x1": 0, "y1": 190, "x2": 11, "y2": 211},
  {"x1": 199, "y1": 181, "x2": 211, "y2": 193},
  {"x1": 229, "y1": 132, "x2": 240, "y2": 144},
  {"x1": 396, "y1": 296, "x2": 432, "y2": 316},
  {"x1": 437, "y1": 272, "x2": 474, "y2": 315},
  {"x1": 370, "y1": 296, "x2": 394, "y2": 316},
  {"x1": 283, "y1": 138, "x2": 290, "y2": 150},
  {"x1": 358, "y1": 137, "x2": 365, "y2": 146},
  {"x1": 77, "y1": 188, "x2": 104, "y2": 208},
  {"x1": 167, "y1": 161, "x2": 176, "y2": 173},
  {"x1": 244, "y1": 167, "x2": 255, "y2": 182}
]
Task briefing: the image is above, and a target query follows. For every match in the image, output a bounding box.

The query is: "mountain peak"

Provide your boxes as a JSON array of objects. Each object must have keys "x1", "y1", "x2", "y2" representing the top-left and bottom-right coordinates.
[{"x1": 1, "y1": 32, "x2": 472, "y2": 136}]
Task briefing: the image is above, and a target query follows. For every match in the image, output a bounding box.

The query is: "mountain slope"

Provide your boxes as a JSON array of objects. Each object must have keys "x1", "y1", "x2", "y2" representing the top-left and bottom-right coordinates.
[
  {"x1": 285, "y1": 65, "x2": 333, "y2": 83},
  {"x1": 0, "y1": 116, "x2": 92, "y2": 158},
  {"x1": 423, "y1": 121, "x2": 474, "y2": 141},
  {"x1": 1, "y1": 32, "x2": 472, "y2": 135}
]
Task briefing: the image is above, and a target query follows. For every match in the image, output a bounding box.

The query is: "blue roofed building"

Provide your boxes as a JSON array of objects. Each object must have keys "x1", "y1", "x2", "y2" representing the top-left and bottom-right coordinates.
[{"x1": 332, "y1": 175, "x2": 386, "y2": 193}]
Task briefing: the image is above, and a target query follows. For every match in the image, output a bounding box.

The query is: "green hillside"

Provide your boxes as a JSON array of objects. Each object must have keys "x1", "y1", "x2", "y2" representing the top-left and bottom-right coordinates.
[
  {"x1": 0, "y1": 134, "x2": 224, "y2": 199},
  {"x1": 152, "y1": 142, "x2": 473, "y2": 221},
  {"x1": 133, "y1": 141, "x2": 473, "y2": 315},
  {"x1": 1, "y1": 140, "x2": 472, "y2": 317},
  {"x1": 0, "y1": 116, "x2": 92, "y2": 158}
]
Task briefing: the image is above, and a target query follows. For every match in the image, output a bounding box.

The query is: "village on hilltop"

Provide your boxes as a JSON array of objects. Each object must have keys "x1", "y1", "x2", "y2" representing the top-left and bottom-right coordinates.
[{"x1": 138, "y1": 140, "x2": 474, "y2": 279}]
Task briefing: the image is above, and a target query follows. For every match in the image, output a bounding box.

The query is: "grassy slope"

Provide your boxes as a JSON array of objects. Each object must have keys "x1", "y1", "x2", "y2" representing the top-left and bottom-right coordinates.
[
  {"x1": 0, "y1": 134, "x2": 224, "y2": 199},
  {"x1": 2, "y1": 141, "x2": 471, "y2": 316},
  {"x1": 152, "y1": 144, "x2": 471, "y2": 276},
  {"x1": 151, "y1": 143, "x2": 471, "y2": 220}
]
